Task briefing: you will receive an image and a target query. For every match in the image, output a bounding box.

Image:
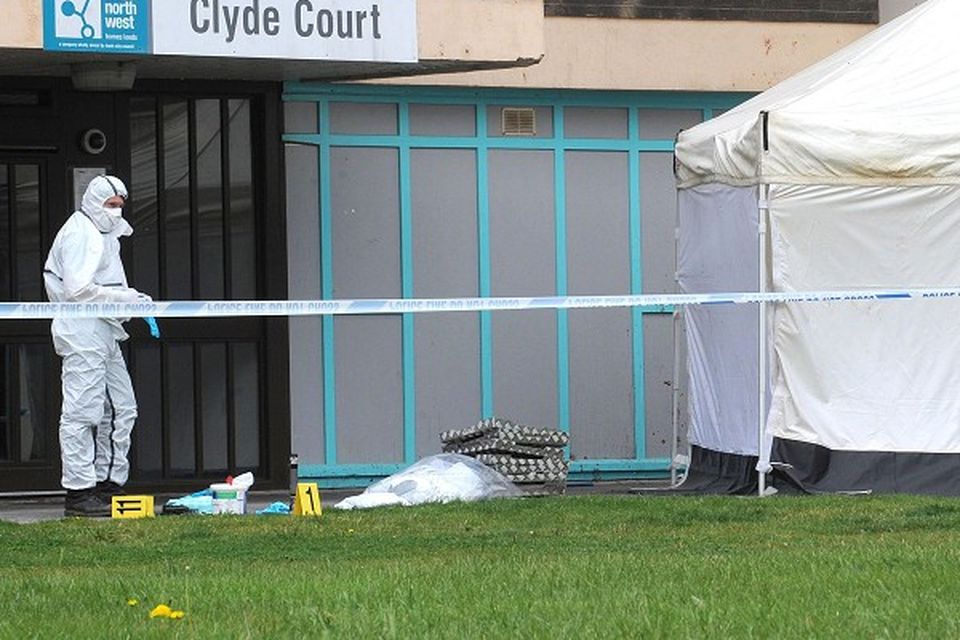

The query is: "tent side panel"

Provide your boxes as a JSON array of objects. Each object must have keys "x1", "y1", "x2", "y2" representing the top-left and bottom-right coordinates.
[
  {"x1": 768, "y1": 183, "x2": 960, "y2": 455},
  {"x1": 768, "y1": 183, "x2": 960, "y2": 494},
  {"x1": 678, "y1": 184, "x2": 759, "y2": 456}
]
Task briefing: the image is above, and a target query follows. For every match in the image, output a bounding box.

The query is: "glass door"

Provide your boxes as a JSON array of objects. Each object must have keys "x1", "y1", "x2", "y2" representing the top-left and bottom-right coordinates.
[
  {"x1": 123, "y1": 91, "x2": 284, "y2": 490},
  {"x1": 0, "y1": 159, "x2": 61, "y2": 492}
]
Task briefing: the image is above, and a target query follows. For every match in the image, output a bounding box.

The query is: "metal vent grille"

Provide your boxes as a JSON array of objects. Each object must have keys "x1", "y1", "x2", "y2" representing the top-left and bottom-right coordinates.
[{"x1": 501, "y1": 107, "x2": 536, "y2": 136}]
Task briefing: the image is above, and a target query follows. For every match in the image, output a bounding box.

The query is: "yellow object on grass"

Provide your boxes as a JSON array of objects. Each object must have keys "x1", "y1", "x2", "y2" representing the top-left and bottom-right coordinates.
[
  {"x1": 149, "y1": 604, "x2": 185, "y2": 620},
  {"x1": 293, "y1": 482, "x2": 322, "y2": 516},
  {"x1": 111, "y1": 495, "x2": 155, "y2": 519}
]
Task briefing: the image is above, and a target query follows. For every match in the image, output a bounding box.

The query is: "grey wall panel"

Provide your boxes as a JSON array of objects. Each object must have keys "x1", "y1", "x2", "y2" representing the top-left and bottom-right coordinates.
[
  {"x1": 411, "y1": 150, "x2": 478, "y2": 297},
  {"x1": 284, "y1": 102, "x2": 317, "y2": 134},
  {"x1": 489, "y1": 150, "x2": 556, "y2": 295},
  {"x1": 569, "y1": 308, "x2": 634, "y2": 458},
  {"x1": 565, "y1": 107, "x2": 628, "y2": 139},
  {"x1": 489, "y1": 150, "x2": 558, "y2": 428},
  {"x1": 335, "y1": 315, "x2": 404, "y2": 463},
  {"x1": 567, "y1": 152, "x2": 630, "y2": 295},
  {"x1": 493, "y1": 310, "x2": 558, "y2": 428},
  {"x1": 285, "y1": 143, "x2": 324, "y2": 465},
  {"x1": 640, "y1": 152, "x2": 682, "y2": 459},
  {"x1": 331, "y1": 147, "x2": 400, "y2": 298},
  {"x1": 640, "y1": 153, "x2": 678, "y2": 294},
  {"x1": 567, "y1": 151, "x2": 633, "y2": 458},
  {"x1": 410, "y1": 104, "x2": 476, "y2": 137},
  {"x1": 329, "y1": 102, "x2": 398, "y2": 135},
  {"x1": 644, "y1": 314, "x2": 675, "y2": 458},
  {"x1": 415, "y1": 315, "x2": 480, "y2": 453},
  {"x1": 637, "y1": 109, "x2": 702, "y2": 139},
  {"x1": 330, "y1": 146, "x2": 402, "y2": 462},
  {"x1": 411, "y1": 149, "x2": 480, "y2": 455}
]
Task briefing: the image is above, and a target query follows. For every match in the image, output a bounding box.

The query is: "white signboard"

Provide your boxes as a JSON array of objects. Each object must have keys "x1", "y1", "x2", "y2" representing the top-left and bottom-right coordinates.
[{"x1": 152, "y1": 0, "x2": 418, "y2": 62}]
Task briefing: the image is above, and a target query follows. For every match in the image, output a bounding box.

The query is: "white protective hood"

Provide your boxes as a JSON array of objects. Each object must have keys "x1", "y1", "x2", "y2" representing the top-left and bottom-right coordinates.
[{"x1": 675, "y1": 0, "x2": 960, "y2": 188}]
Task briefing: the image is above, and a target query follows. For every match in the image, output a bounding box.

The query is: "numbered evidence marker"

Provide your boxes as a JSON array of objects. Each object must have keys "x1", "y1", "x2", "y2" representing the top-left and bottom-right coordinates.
[
  {"x1": 293, "y1": 483, "x2": 322, "y2": 516},
  {"x1": 111, "y1": 496, "x2": 155, "y2": 519}
]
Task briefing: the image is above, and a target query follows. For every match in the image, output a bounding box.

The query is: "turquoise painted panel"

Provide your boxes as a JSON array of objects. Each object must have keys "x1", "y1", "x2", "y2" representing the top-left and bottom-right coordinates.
[
  {"x1": 285, "y1": 84, "x2": 750, "y2": 484},
  {"x1": 300, "y1": 459, "x2": 674, "y2": 488}
]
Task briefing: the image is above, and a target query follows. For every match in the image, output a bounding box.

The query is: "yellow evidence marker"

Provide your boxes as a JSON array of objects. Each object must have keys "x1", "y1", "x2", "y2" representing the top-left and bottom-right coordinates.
[
  {"x1": 111, "y1": 495, "x2": 155, "y2": 519},
  {"x1": 293, "y1": 482, "x2": 322, "y2": 516}
]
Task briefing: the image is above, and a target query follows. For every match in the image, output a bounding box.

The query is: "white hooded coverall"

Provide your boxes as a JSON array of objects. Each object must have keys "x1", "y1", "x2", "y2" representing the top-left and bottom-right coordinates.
[{"x1": 43, "y1": 176, "x2": 149, "y2": 491}]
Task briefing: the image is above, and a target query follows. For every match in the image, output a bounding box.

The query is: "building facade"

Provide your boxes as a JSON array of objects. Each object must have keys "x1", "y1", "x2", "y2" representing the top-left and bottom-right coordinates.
[{"x1": 0, "y1": 0, "x2": 903, "y2": 492}]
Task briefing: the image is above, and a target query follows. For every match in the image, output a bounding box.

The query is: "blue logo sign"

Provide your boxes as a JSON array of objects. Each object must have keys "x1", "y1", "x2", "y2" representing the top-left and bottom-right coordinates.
[{"x1": 43, "y1": 0, "x2": 151, "y2": 53}]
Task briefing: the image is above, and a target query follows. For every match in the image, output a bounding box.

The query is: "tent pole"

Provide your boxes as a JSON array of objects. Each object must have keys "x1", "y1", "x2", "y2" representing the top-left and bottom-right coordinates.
[{"x1": 757, "y1": 183, "x2": 770, "y2": 497}]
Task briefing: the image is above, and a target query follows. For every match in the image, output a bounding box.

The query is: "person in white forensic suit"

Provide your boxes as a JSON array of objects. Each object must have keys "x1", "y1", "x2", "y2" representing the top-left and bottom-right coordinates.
[{"x1": 43, "y1": 175, "x2": 152, "y2": 517}]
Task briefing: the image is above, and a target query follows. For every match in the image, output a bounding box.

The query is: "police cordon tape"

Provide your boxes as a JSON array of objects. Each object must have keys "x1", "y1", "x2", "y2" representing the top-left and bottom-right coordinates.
[{"x1": 3, "y1": 287, "x2": 960, "y2": 319}]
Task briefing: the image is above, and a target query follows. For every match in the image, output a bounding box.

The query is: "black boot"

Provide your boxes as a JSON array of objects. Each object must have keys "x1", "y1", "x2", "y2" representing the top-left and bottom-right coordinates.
[
  {"x1": 64, "y1": 488, "x2": 111, "y2": 518},
  {"x1": 96, "y1": 480, "x2": 124, "y2": 501}
]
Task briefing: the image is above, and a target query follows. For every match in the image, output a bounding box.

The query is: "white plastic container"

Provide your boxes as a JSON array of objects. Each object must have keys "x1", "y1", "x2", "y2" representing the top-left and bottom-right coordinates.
[{"x1": 211, "y1": 482, "x2": 246, "y2": 515}]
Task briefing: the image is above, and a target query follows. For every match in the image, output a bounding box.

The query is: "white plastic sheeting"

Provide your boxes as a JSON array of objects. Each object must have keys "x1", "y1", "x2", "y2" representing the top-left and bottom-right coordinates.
[
  {"x1": 767, "y1": 183, "x2": 960, "y2": 452},
  {"x1": 333, "y1": 454, "x2": 523, "y2": 510},
  {"x1": 675, "y1": 0, "x2": 960, "y2": 188}
]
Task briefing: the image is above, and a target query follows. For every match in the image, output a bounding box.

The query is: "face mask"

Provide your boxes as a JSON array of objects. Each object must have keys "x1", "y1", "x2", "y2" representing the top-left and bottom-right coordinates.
[
  {"x1": 84, "y1": 199, "x2": 122, "y2": 232},
  {"x1": 104, "y1": 202, "x2": 124, "y2": 221}
]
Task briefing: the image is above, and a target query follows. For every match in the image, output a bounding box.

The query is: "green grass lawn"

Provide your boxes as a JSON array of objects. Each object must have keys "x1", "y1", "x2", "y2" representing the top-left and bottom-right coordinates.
[{"x1": 2, "y1": 494, "x2": 960, "y2": 638}]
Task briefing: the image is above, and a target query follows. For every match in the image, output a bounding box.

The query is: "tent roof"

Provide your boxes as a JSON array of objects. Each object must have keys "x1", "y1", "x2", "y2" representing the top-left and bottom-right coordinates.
[{"x1": 675, "y1": 0, "x2": 960, "y2": 188}]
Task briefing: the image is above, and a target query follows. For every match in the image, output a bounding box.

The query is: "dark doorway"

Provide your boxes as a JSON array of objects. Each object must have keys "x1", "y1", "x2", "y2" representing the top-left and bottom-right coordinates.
[
  {"x1": 0, "y1": 158, "x2": 62, "y2": 491},
  {"x1": 0, "y1": 80, "x2": 288, "y2": 494}
]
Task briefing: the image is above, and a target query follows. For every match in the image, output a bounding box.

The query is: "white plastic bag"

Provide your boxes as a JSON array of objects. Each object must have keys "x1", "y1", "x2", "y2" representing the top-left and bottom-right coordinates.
[{"x1": 334, "y1": 453, "x2": 523, "y2": 510}]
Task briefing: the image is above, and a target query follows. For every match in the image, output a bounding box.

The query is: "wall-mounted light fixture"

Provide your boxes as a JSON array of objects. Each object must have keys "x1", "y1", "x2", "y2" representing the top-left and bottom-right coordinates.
[{"x1": 71, "y1": 62, "x2": 137, "y2": 92}]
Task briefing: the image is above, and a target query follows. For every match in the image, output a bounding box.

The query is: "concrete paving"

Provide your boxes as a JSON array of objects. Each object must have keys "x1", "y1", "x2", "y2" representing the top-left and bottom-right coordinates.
[
  {"x1": 0, "y1": 490, "x2": 358, "y2": 524},
  {"x1": 0, "y1": 479, "x2": 667, "y2": 524}
]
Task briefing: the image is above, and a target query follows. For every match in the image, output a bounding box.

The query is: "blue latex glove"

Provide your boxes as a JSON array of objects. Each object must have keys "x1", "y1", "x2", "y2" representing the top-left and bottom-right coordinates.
[
  {"x1": 144, "y1": 316, "x2": 160, "y2": 339},
  {"x1": 163, "y1": 494, "x2": 214, "y2": 515},
  {"x1": 256, "y1": 501, "x2": 292, "y2": 516}
]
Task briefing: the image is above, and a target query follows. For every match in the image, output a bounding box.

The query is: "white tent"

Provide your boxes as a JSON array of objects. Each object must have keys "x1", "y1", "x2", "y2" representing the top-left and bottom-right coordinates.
[{"x1": 674, "y1": 0, "x2": 960, "y2": 495}]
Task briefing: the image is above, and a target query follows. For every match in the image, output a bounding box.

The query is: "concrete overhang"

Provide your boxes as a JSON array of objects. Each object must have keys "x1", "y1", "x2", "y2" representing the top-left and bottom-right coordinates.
[{"x1": 0, "y1": 0, "x2": 544, "y2": 82}]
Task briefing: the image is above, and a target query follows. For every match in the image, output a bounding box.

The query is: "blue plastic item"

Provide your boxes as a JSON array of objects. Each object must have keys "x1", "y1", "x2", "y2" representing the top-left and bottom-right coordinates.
[
  {"x1": 256, "y1": 501, "x2": 291, "y2": 515},
  {"x1": 144, "y1": 316, "x2": 160, "y2": 339},
  {"x1": 163, "y1": 495, "x2": 213, "y2": 515},
  {"x1": 162, "y1": 488, "x2": 214, "y2": 515}
]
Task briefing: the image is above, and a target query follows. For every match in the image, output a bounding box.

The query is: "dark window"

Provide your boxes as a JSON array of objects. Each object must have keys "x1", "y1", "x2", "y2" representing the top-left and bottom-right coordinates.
[
  {"x1": 544, "y1": 0, "x2": 879, "y2": 23},
  {"x1": 0, "y1": 90, "x2": 50, "y2": 108},
  {"x1": 126, "y1": 92, "x2": 268, "y2": 484},
  {"x1": 0, "y1": 163, "x2": 52, "y2": 466}
]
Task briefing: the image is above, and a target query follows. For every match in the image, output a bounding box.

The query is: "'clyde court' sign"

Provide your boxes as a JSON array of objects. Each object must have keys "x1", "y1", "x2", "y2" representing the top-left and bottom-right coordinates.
[
  {"x1": 44, "y1": 0, "x2": 418, "y2": 62},
  {"x1": 153, "y1": 0, "x2": 417, "y2": 61}
]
